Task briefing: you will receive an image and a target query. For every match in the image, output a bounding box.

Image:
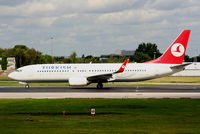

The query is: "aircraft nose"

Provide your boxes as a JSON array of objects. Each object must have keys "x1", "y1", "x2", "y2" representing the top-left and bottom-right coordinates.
[{"x1": 8, "y1": 72, "x2": 17, "y2": 80}]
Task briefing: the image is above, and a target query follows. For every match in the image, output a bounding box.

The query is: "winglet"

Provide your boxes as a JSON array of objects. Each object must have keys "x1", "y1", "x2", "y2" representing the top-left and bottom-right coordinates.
[{"x1": 116, "y1": 59, "x2": 130, "y2": 73}]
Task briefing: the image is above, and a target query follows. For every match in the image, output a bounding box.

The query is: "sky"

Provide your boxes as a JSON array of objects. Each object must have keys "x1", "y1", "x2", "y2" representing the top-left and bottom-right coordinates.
[{"x1": 0, "y1": 0, "x2": 200, "y2": 57}]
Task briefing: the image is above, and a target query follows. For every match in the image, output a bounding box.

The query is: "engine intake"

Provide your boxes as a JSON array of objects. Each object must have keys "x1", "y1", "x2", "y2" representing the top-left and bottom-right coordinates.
[{"x1": 69, "y1": 77, "x2": 89, "y2": 86}]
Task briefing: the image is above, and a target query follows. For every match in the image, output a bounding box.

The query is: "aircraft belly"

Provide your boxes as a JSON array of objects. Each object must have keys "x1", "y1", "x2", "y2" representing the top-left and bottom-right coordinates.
[
  {"x1": 111, "y1": 73, "x2": 152, "y2": 82},
  {"x1": 111, "y1": 69, "x2": 173, "y2": 82}
]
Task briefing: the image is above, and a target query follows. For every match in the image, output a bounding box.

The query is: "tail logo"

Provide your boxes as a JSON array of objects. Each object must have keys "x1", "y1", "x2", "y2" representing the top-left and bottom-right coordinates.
[{"x1": 171, "y1": 43, "x2": 185, "y2": 57}]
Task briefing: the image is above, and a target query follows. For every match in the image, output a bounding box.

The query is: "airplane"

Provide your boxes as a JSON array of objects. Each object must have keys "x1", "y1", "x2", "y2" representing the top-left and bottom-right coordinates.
[{"x1": 8, "y1": 30, "x2": 191, "y2": 89}]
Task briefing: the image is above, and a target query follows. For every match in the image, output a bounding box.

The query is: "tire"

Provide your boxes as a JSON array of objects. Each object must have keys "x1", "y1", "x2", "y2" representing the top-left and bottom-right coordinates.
[
  {"x1": 25, "y1": 85, "x2": 30, "y2": 89},
  {"x1": 97, "y1": 83, "x2": 103, "y2": 89}
]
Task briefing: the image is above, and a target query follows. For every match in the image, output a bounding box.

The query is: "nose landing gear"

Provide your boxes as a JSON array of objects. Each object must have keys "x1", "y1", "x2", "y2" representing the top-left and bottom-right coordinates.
[
  {"x1": 19, "y1": 82, "x2": 30, "y2": 89},
  {"x1": 25, "y1": 84, "x2": 30, "y2": 89}
]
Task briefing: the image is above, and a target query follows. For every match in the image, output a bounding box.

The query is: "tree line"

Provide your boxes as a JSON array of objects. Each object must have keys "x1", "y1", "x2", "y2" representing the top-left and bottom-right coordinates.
[{"x1": 0, "y1": 43, "x2": 199, "y2": 69}]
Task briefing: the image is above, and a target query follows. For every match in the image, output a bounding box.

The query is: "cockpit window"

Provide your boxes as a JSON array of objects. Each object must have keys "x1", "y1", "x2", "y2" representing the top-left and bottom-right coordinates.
[{"x1": 16, "y1": 69, "x2": 22, "y2": 72}]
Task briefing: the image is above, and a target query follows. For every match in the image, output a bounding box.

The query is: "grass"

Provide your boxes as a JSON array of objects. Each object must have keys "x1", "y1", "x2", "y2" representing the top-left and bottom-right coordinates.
[
  {"x1": 0, "y1": 98, "x2": 200, "y2": 134},
  {"x1": 143, "y1": 76, "x2": 200, "y2": 83},
  {"x1": 0, "y1": 76, "x2": 200, "y2": 86},
  {"x1": 0, "y1": 75, "x2": 11, "y2": 81}
]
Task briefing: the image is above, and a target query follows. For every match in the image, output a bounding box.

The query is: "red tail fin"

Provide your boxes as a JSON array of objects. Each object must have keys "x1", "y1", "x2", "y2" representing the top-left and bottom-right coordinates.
[{"x1": 145, "y1": 30, "x2": 191, "y2": 64}]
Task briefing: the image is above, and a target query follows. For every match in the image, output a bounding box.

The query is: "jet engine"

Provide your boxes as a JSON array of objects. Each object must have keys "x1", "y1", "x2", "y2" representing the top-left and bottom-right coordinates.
[{"x1": 69, "y1": 77, "x2": 89, "y2": 86}]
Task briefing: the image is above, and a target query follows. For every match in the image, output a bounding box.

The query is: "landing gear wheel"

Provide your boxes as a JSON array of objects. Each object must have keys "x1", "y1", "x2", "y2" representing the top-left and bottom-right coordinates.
[
  {"x1": 97, "y1": 82, "x2": 103, "y2": 89},
  {"x1": 25, "y1": 84, "x2": 30, "y2": 89}
]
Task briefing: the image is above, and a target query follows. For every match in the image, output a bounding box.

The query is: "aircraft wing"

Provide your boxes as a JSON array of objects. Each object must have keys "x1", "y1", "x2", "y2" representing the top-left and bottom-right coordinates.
[
  {"x1": 87, "y1": 59, "x2": 130, "y2": 82},
  {"x1": 87, "y1": 73, "x2": 113, "y2": 82}
]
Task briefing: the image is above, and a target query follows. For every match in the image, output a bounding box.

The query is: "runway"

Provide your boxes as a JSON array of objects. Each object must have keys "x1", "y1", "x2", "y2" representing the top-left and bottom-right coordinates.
[
  {"x1": 0, "y1": 85, "x2": 200, "y2": 92},
  {"x1": 0, "y1": 85, "x2": 200, "y2": 98}
]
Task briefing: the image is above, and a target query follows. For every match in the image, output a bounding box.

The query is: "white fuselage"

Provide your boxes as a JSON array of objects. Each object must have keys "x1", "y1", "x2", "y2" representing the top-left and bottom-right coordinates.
[{"x1": 8, "y1": 63, "x2": 181, "y2": 83}]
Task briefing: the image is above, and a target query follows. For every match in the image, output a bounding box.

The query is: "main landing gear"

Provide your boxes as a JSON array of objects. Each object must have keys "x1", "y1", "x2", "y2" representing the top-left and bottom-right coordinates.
[{"x1": 97, "y1": 82, "x2": 103, "y2": 89}]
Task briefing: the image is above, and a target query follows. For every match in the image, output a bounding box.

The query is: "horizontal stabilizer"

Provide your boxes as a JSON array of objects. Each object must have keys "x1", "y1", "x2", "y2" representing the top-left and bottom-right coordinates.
[{"x1": 170, "y1": 63, "x2": 191, "y2": 70}]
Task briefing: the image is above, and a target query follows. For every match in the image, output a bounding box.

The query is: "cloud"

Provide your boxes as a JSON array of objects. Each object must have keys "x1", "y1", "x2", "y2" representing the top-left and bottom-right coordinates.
[
  {"x1": 144, "y1": 0, "x2": 197, "y2": 10},
  {"x1": 96, "y1": 9, "x2": 172, "y2": 25},
  {"x1": 87, "y1": 0, "x2": 145, "y2": 13},
  {"x1": 0, "y1": 0, "x2": 27, "y2": 6},
  {"x1": 0, "y1": 1, "x2": 56, "y2": 17},
  {"x1": 0, "y1": 0, "x2": 200, "y2": 57},
  {"x1": 15, "y1": 17, "x2": 58, "y2": 27}
]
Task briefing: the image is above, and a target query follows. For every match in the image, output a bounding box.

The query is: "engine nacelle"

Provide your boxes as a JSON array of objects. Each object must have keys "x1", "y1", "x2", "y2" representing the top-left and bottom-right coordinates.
[{"x1": 69, "y1": 77, "x2": 89, "y2": 86}]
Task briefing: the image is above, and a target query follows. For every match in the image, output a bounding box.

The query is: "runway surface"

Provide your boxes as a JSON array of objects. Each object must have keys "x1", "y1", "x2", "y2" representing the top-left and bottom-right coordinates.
[
  {"x1": 0, "y1": 85, "x2": 200, "y2": 92},
  {"x1": 0, "y1": 85, "x2": 200, "y2": 98}
]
